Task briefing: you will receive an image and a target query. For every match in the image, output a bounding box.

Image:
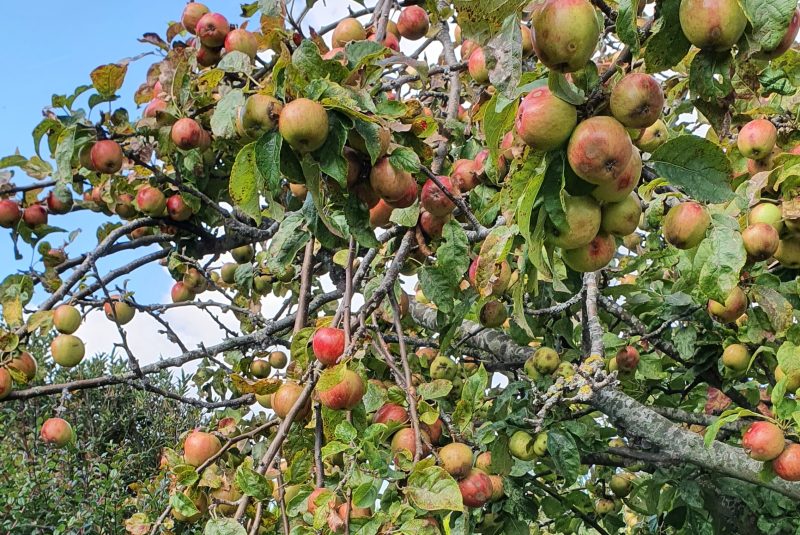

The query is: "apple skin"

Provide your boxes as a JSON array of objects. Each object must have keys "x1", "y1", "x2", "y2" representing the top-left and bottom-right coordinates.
[
  {"x1": 224, "y1": 29, "x2": 258, "y2": 59},
  {"x1": 420, "y1": 176, "x2": 457, "y2": 217},
  {"x1": 136, "y1": 186, "x2": 167, "y2": 216},
  {"x1": 53, "y1": 304, "x2": 82, "y2": 334},
  {"x1": 531, "y1": 0, "x2": 601, "y2": 73},
  {"x1": 742, "y1": 421, "x2": 785, "y2": 461},
  {"x1": 773, "y1": 443, "x2": 800, "y2": 481},
  {"x1": 22, "y1": 205, "x2": 48, "y2": 227},
  {"x1": 373, "y1": 403, "x2": 409, "y2": 426},
  {"x1": 104, "y1": 298, "x2": 136, "y2": 325},
  {"x1": 171, "y1": 281, "x2": 195, "y2": 303},
  {"x1": 615, "y1": 346, "x2": 640, "y2": 373},
  {"x1": 47, "y1": 191, "x2": 74, "y2": 214},
  {"x1": 0, "y1": 368, "x2": 11, "y2": 399},
  {"x1": 567, "y1": 116, "x2": 634, "y2": 185},
  {"x1": 40, "y1": 417, "x2": 74, "y2": 447},
  {"x1": 312, "y1": 327, "x2": 346, "y2": 366},
  {"x1": 451, "y1": 159, "x2": 482, "y2": 192},
  {"x1": 468, "y1": 47, "x2": 489, "y2": 84},
  {"x1": 318, "y1": 369, "x2": 365, "y2": 410},
  {"x1": 610, "y1": 73, "x2": 664, "y2": 129},
  {"x1": 171, "y1": 118, "x2": 205, "y2": 150},
  {"x1": 272, "y1": 382, "x2": 311, "y2": 419},
  {"x1": 391, "y1": 428, "x2": 430, "y2": 460},
  {"x1": 458, "y1": 469, "x2": 494, "y2": 508},
  {"x1": 278, "y1": 98, "x2": 329, "y2": 152},
  {"x1": 331, "y1": 18, "x2": 367, "y2": 48},
  {"x1": 439, "y1": 442, "x2": 474, "y2": 478},
  {"x1": 181, "y1": 2, "x2": 209, "y2": 35},
  {"x1": 195, "y1": 12, "x2": 230, "y2": 48},
  {"x1": 515, "y1": 86, "x2": 577, "y2": 151},
  {"x1": 51, "y1": 334, "x2": 86, "y2": 368},
  {"x1": 663, "y1": 201, "x2": 710, "y2": 250},
  {"x1": 9, "y1": 352, "x2": 37, "y2": 381},
  {"x1": 166, "y1": 194, "x2": 193, "y2": 221},
  {"x1": 0, "y1": 199, "x2": 22, "y2": 228},
  {"x1": 742, "y1": 223, "x2": 779, "y2": 261},
  {"x1": 397, "y1": 6, "x2": 430, "y2": 40},
  {"x1": 707, "y1": 286, "x2": 747, "y2": 323},
  {"x1": 679, "y1": 0, "x2": 747, "y2": 51},
  {"x1": 738, "y1": 119, "x2": 777, "y2": 160},
  {"x1": 90, "y1": 140, "x2": 124, "y2": 174},
  {"x1": 510, "y1": 430, "x2": 537, "y2": 461},
  {"x1": 183, "y1": 430, "x2": 222, "y2": 467}
]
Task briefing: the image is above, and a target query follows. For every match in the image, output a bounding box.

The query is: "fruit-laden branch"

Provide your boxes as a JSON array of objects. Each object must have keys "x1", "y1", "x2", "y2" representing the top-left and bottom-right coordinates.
[{"x1": 408, "y1": 301, "x2": 800, "y2": 500}]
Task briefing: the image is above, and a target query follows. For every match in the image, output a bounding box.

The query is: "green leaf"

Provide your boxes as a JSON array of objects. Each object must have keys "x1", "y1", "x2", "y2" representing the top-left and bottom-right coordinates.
[
  {"x1": 217, "y1": 51, "x2": 254, "y2": 75},
  {"x1": 693, "y1": 217, "x2": 746, "y2": 302},
  {"x1": 406, "y1": 466, "x2": 464, "y2": 512},
  {"x1": 321, "y1": 440, "x2": 350, "y2": 458},
  {"x1": 54, "y1": 126, "x2": 76, "y2": 182},
  {"x1": 172, "y1": 464, "x2": 200, "y2": 486},
  {"x1": 777, "y1": 341, "x2": 800, "y2": 374},
  {"x1": 170, "y1": 492, "x2": 200, "y2": 518},
  {"x1": 235, "y1": 460, "x2": 272, "y2": 500},
  {"x1": 489, "y1": 434, "x2": 514, "y2": 476},
  {"x1": 616, "y1": 0, "x2": 640, "y2": 54},
  {"x1": 211, "y1": 88, "x2": 246, "y2": 139},
  {"x1": 334, "y1": 421, "x2": 358, "y2": 442},
  {"x1": 547, "y1": 430, "x2": 580, "y2": 485},
  {"x1": 419, "y1": 220, "x2": 470, "y2": 314},
  {"x1": 751, "y1": 286, "x2": 794, "y2": 337},
  {"x1": 389, "y1": 198, "x2": 421, "y2": 227},
  {"x1": 643, "y1": 0, "x2": 691, "y2": 72},
  {"x1": 741, "y1": 0, "x2": 798, "y2": 51},
  {"x1": 345, "y1": 194, "x2": 381, "y2": 248},
  {"x1": 482, "y1": 90, "x2": 518, "y2": 163},
  {"x1": 703, "y1": 412, "x2": 741, "y2": 448},
  {"x1": 352, "y1": 482, "x2": 379, "y2": 509},
  {"x1": 255, "y1": 130, "x2": 283, "y2": 195},
  {"x1": 291, "y1": 40, "x2": 349, "y2": 85},
  {"x1": 204, "y1": 518, "x2": 247, "y2": 535},
  {"x1": 485, "y1": 13, "x2": 523, "y2": 99},
  {"x1": 688, "y1": 50, "x2": 733, "y2": 101},
  {"x1": 389, "y1": 147, "x2": 421, "y2": 173},
  {"x1": 266, "y1": 212, "x2": 310, "y2": 275},
  {"x1": 229, "y1": 143, "x2": 263, "y2": 224},
  {"x1": 454, "y1": 0, "x2": 529, "y2": 45},
  {"x1": 759, "y1": 66, "x2": 796, "y2": 96},
  {"x1": 418, "y1": 380, "x2": 454, "y2": 400},
  {"x1": 548, "y1": 72, "x2": 586, "y2": 106},
  {"x1": 452, "y1": 365, "x2": 488, "y2": 432},
  {"x1": 290, "y1": 326, "x2": 314, "y2": 369},
  {"x1": 315, "y1": 113, "x2": 349, "y2": 187},
  {"x1": 650, "y1": 135, "x2": 733, "y2": 203}
]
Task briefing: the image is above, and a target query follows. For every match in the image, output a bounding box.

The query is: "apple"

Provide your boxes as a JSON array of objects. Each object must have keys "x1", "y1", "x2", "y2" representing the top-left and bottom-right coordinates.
[
  {"x1": 0, "y1": 368, "x2": 11, "y2": 399},
  {"x1": 51, "y1": 334, "x2": 86, "y2": 368},
  {"x1": 184, "y1": 430, "x2": 222, "y2": 466},
  {"x1": 9, "y1": 352, "x2": 37, "y2": 381},
  {"x1": 171, "y1": 281, "x2": 195, "y2": 303},
  {"x1": 224, "y1": 29, "x2": 258, "y2": 59},
  {"x1": 47, "y1": 191, "x2": 74, "y2": 214},
  {"x1": 40, "y1": 417, "x2": 74, "y2": 447},
  {"x1": 615, "y1": 346, "x2": 640, "y2": 372},
  {"x1": 23, "y1": 205, "x2": 48, "y2": 227},
  {"x1": 373, "y1": 402, "x2": 409, "y2": 426},
  {"x1": 136, "y1": 186, "x2": 167, "y2": 216},
  {"x1": 318, "y1": 369, "x2": 365, "y2": 410},
  {"x1": 53, "y1": 304, "x2": 82, "y2": 334},
  {"x1": 0, "y1": 199, "x2": 21, "y2": 228},
  {"x1": 195, "y1": 12, "x2": 229, "y2": 48},
  {"x1": 515, "y1": 86, "x2": 577, "y2": 151},
  {"x1": 397, "y1": 6, "x2": 430, "y2": 40},
  {"x1": 104, "y1": 297, "x2": 136, "y2": 325},
  {"x1": 679, "y1": 0, "x2": 747, "y2": 51},
  {"x1": 420, "y1": 176, "x2": 457, "y2": 217},
  {"x1": 90, "y1": 140, "x2": 124, "y2": 174},
  {"x1": 312, "y1": 327, "x2": 346, "y2": 366},
  {"x1": 181, "y1": 2, "x2": 209, "y2": 35},
  {"x1": 231, "y1": 244, "x2": 254, "y2": 263},
  {"x1": 663, "y1": 201, "x2": 710, "y2": 249},
  {"x1": 458, "y1": 469, "x2": 493, "y2": 508},
  {"x1": 331, "y1": 18, "x2": 367, "y2": 48},
  {"x1": 773, "y1": 443, "x2": 800, "y2": 481},
  {"x1": 439, "y1": 442, "x2": 474, "y2": 478},
  {"x1": 278, "y1": 98, "x2": 329, "y2": 152},
  {"x1": 510, "y1": 430, "x2": 537, "y2": 460},
  {"x1": 166, "y1": 194, "x2": 193, "y2": 221},
  {"x1": 272, "y1": 382, "x2": 311, "y2": 419},
  {"x1": 742, "y1": 421, "x2": 784, "y2": 461}
]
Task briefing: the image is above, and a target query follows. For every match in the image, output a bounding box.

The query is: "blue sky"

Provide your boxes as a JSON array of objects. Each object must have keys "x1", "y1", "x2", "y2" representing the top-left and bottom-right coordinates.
[{"x1": 0, "y1": 1, "x2": 201, "y2": 303}]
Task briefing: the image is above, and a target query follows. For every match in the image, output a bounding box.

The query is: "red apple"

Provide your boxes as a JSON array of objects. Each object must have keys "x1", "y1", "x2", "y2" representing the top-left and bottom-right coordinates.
[{"x1": 312, "y1": 327, "x2": 346, "y2": 366}]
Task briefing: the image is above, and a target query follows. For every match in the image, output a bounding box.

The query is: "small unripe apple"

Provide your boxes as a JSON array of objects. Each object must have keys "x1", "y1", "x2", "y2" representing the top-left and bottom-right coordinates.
[
  {"x1": 738, "y1": 119, "x2": 777, "y2": 160},
  {"x1": 220, "y1": 262, "x2": 238, "y2": 284},
  {"x1": 23, "y1": 205, "x2": 48, "y2": 227},
  {"x1": 172, "y1": 118, "x2": 205, "y2": 150},
  {"x1": 749, "y1": 203, "x2": 783, "y2": 232},
  {"x1": 742, "y1": 223, "x2": 779, "y2": 261},
  {"x1": 171, "y1": 281, "x2": 195, "y2": 303},
  {"x1": 721, "y1": 343, "x2": 750, "y2": 372},
  {"x1": 474, "y1": 451, "x2": 493, "y2": 473},
  {"x1": 479, "y1": 299, "x2": 507, "y2": 328},
  {"x1": 53, "y1": 304, "x2": 82, "y2": 334},
  {"x1": 707, "y1": 286, "x2": 747, "y2": 323},
  {"x1": 775, "y1": 237, "x2": 800, "y2": 268},
  {"x1": 331, "y1": 18, "x2": 367, "y2": 48},
  {"x1": 104, "y1": 297, "x2": 136, "y2": 325},
  {"x1": 0, "y1": 199, "x2": 21, "y2": 228},
  {"x1": 136, "y1": 186, "x2": 166, "y2": 216},
  {"x1": 458, "y1": 469, "x2": 493, "y2": 508},
  {"x1": 195, "y1": 12, "x2": 229, "y2": 48},
  {"x1": 595, "y1": 498, "x2": 615, "y2": 515},
  {"x1": 269, "y1": 350, "x2": 288, "y2": 369},
  {"x1": 397, "y1": 5, "x2": 430, "y2": 41},
  {"x1": 183, "y1": 268, "x2": 207, "y2": 294},
  {"x1": 40, "y1": 417, "x2": 74, "y2": 447},
  {"x1": 272, "y1": 382, "x2": 311, "y2": 419},
  {"x1": 224, "y1": 29, "x2": 258, "y2": 59},
  {"x1": 90, "y1": 140, "x2": 124, "y2": 174},
  {"x1": 278, "y1": 98, "x2": 329, "y2": 152},
  {"x1": 742, "y1": 421, "x2": 784, "y2": 461},
  {"x1": 468, "y1": 47, "x2": 489, "y2": 84},
  {"x1": 610, "y1": 473, "x2": 634, "y2": 498},
  {"x1": 182, "y1": 2, "x2": 209, "y2": 35},
  {"x1": 562, "y1": 234, "x2": 616, "y2": 273},
  {"x1": 439, "y1": 442, "x2": 474, "y2": 478},
  {"x1": 241, "y1": 94, "x2": 283, "y2": 137},
  {"x1": 636, "y1": 119, "x2": 668, "y2": 152},
  {"x1": 47, "y1": 191, "x2": 74, "y2": 214},
  {"x1": 51, "y1": 334, "x2": 86, "y2": 368},
  {"x1": 663, "y1": 201, "x2": 710, "y2": 249},
  {"x1": 601, "y1": 193, "x2": 642, "y2": 237},
  {"x1": 509, "y1": 430, "x2": 537, "y2": 460},
  {"x1": 615, "y1": 346, "x2": 640, "y2": 372},
  {"x1": 312, "y1": 327, "x2": 346, "y2": 366},
  {"x1": 773, "y1": 443, "x2": 800, "y2": 481},
  {"x1": 430, "y1": 356, "x2": 457, "y2": 380},
  {"x1": 533, "y1": 347, "x2": 560, "y2": 374},
  {"x1": 231, "y1": 244, "x2": 254, "y2": 264},
  {"x1": 318, "y1": 369, "x2": 365, "y2": 410},
  {"x1": 251, "y1": 359, "x2": 271, "y2": 378}
]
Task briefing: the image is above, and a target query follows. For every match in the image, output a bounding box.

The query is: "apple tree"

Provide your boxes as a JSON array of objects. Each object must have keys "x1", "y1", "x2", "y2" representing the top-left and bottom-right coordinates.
[{"x1": 2, "y1": 0, "x2": 800, "y2": 533}]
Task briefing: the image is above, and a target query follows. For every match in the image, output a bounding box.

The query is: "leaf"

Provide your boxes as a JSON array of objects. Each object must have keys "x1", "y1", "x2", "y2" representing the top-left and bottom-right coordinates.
[
  {"x1": 485, "y1": 13, "x2": 523, "y2": 99},
  {"x1": 546, "y1": 430, "x2": 580, "y2": 485},
  {"x1": 334, "y1": 421, "x2": 357, "y2": 442},
  {"x1": 751, "y1": 286, "x2": 794, "y2": 337},
  {"x1": 482, "y1": 91, "x2": 518, "y2": 163},
  {"x1": 777, "y1": 341, "x2": 800, "y2": 374},
  {"x1": 452, "y1": 365, "x2": 488, "y2": 432},
  {"x1": 489, "y1": 434, "x2": 514, "y2": 476},
  {"x1": 406, "y1": 466, "x2": 464, "y2": 512},
  {"x1": 693, "y1": 217, "x2": 746, "y2": 302},
  {"x1": 254, "y1": 129, "x2": 283, "y2": 195},
  {"x1": 418, "y1": 380, "x2": 453, "y2": 400},
  {"x1": 266, "y1": 212, "x2": 310, "y2": 275},
  {"x1": 389, "y1": 198, "x2": 421, "y2": 227},
  {"x1": 315, "y1": 112, "x2": 349, "y2": 186},
  {"x1": 235, "y1": 460, "x2": 272, "y2": 500},
  {"x1": 740, "y1": 0, "x2": 798, "y2": 52},
  {"x1": 688, "y1": 50, "x2": 733, "y2": 101},
  {"x1": 217, "y1": 51, "x2": 254, "y2": 75},
  {"x1": 650, "y1": 135, "x2": 733, "y2": 203},
  {"x1": 229, "y1": 143, "x2": 263, "y2": 224},
  {"x1": 90, "y1": 63, "x2": 128, "y2": 96},
  {"x1": 172, "y1": 464, "x2": 200, "y2": 486},
  {"x1": 211, "y1": 89, "x2": 246, "y2": 138},
  {"x1": 204, "y1": 518, "x2": 247, "y2": 535},
  {"x1": 703, "y1": 412, "x2": 742, "y2": 447},
  {"x1": 229, "y1": 374, "x2": 281, "y2": 395},
  {"x1": 454, "y1": 0, "x2": 529, "y2": 45},
  {"x1": 345, "y1": 194, "x2": 381, "y2": 248},
  {"x1": 290, "y1": 326, "x2": 314, "y2": 369},
  {"x1": 54, "y1": 126, "x2": 76, "y2": 182},
  {"x1": 548, "y1": 72, "x2": 586, "y2": 106},
  {"x1": 389, "y1": 147, "x2": 421, "y2": 173},
  {"x1": 616, "y1": 0, "x2": 640, "y2": 54},
  {"x1": 170, "y1": 492, "x2": 200, "y2": 518},
  {"x1": 643, "y1": 0, "x2": 691, "y2": 72},
  {"x1": 419, "y1": 220, "x2": 470, "y2": 314}
]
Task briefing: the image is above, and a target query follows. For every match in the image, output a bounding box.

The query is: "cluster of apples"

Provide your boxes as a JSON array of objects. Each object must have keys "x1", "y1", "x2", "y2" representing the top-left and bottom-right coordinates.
[
  {"x1": 742, "y1": 421, "x2": 800, "y2": 482},
  {"x1": 180, "y1": 2, "x2": 260, "y2": 67}
]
